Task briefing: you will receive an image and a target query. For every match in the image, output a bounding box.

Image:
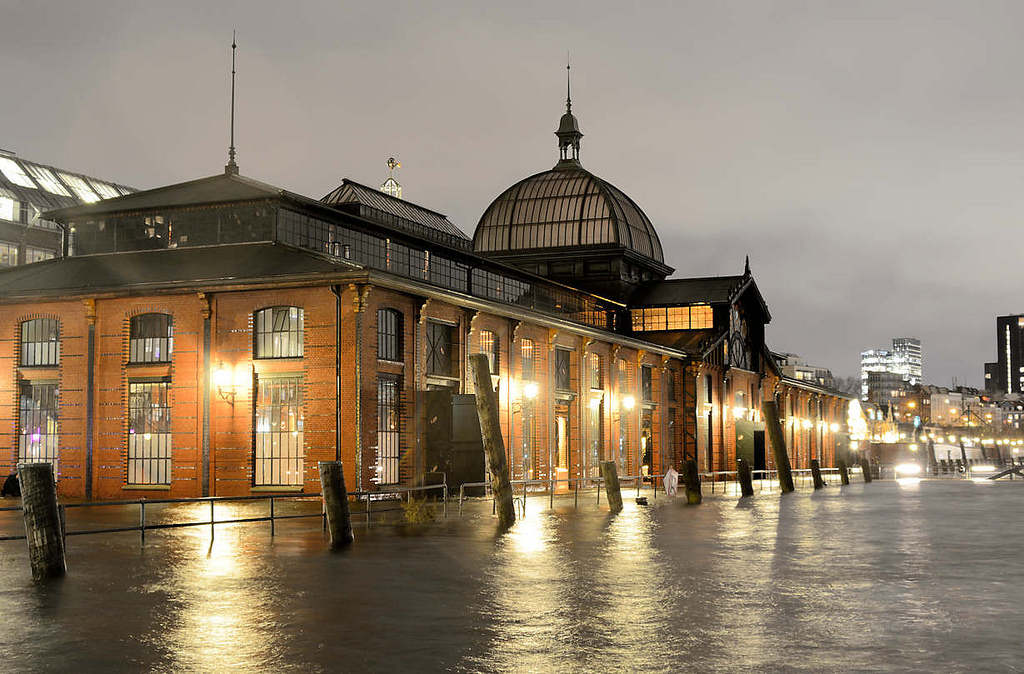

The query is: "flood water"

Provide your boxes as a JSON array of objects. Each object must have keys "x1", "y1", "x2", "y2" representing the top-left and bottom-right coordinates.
[{"x1": 2, "y1": 479, "x2": 1023, "y2": 672}]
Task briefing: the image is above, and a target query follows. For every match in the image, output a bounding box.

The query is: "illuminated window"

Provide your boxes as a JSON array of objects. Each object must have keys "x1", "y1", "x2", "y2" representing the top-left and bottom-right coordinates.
[
  {"x1": 479, "y1": 330, "x2": 499, "y2": 374},
  {"x1": 21, "y1": 318, "x2": 60, "y2": 366},
  {"x1": 0, "y1": 241, "x2": 16, "y2": 266},
  {"x1": 555, "y1": 348, "x2": 571, "y2": 390},
  {"x1": 641, "y1": 365, "x2": 653, "y2": 401},
  {"x1": 254, "y1": 307, "x2": 304, "y2": 359},
  {"x1": 377, "y1": 308, "x2": 403, "y2": 362},
  {"x1": 90, "y1": 180, "x2": 120, "y2": 200},
  {"x1": 254, "y1": 375, "x2": 304, "y2": 486},
  {"x1": 0, "y1": 157, "x2": 37, "y2": 188},
  {"x1": 665, "y1": 307, "x2": 688, "y2": 330},
  {"x1": 376, "y1": 376, "x2": 401, "y2": 485},
  {"x1": 18, "y1": 382, "x2": 59, "y2": 470},
  {"x1": 57, "y1": 172, "x2": 99, "y2": 203},
  {"x1": 127, "y1": 381, "x2": 171, "y2": 485},
  {"x1": 631, "y1": 304, "x2": 714, "y2": 331},
  {"x1": 0, "y1": 196, "x2": 13, "y2": 221},
  {"x1": 129, "y1": 313, "x2": 173, "y2": 363},
  {"x1": 590, "y1": 353, "x2": 603, "y2": 389},
  {"x1": 24, "y1": 247, "x2": 55, "y2": 264},
  {"x1": 521, "y1": 338, "x2": 536, "y2": 380},
  {"x1": 690, "y1": 304, "x2": 713, "y2": 329},
  {"x1": 25, "y1": 165, "x2": 72, "y2": 196}
]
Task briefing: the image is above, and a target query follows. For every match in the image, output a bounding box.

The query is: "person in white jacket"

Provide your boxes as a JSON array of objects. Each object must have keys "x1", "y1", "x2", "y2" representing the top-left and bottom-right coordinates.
[{"x1": 663, "y1": 467, "x2": 679, "y2": 497}]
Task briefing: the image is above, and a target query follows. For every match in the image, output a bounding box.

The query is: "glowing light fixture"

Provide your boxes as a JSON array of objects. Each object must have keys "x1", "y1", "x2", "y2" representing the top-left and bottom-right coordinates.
[
  {"x1": 523, "y1": 382, "x2": 539, "y2": 400},
  {"x1": 894, "y1": 463, "x2": 920, "y2": 476},
  {"x1": 622, "y1": 395, "x2": 636, "y2": 411}
]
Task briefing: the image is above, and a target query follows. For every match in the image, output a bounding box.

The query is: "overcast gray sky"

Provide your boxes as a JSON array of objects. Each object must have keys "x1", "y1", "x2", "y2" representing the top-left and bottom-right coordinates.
[{"x1": 4, "y1": 0, "x2": 1021, "y2": 384}]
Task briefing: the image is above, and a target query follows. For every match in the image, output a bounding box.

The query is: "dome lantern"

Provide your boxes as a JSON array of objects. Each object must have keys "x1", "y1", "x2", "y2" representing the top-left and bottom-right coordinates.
[{"x1": 556, "y1": 61, "x2": 583, "y2": 166}]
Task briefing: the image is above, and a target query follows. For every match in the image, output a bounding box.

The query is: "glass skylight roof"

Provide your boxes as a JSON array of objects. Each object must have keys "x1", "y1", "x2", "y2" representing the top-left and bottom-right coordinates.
[
  {"x1": 58, "y1": 172, "x2": 100, "y2": 203},
  {"x1": 0, "y1": 157, "x2": 37, "y2": 189},
  {"x1": 90, "y1": 180, "x2": 120, "y2": 200},
  {"x1": 25, "y1": 164, "x2": 72, "y2": 197}
]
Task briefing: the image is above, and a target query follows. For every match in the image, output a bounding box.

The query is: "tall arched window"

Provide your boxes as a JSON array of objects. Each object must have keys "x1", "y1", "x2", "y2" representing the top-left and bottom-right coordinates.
[
  {"x1": 129, "y1": 313, "x2": 173, "y2": 363},
  {"x1": 254, "y1": 307, "x2": 304, "y2": 358},
  {"x1": 479, "y1": 330, "x2": 499, "y2": 375},
  {"x1": 20, "y1": 318, "x2": 60, "y2": 366},
  {"x1": 377, "y1": 308, "x2": 403, "y2": 362}
]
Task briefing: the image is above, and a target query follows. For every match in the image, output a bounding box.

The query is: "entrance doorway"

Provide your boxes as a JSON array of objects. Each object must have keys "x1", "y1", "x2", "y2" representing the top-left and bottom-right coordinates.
[
  {"x1": 555, "y1": 406, "x2": 570, "y2": 493},
  {"x1": 754, "y1": 430, "x2": 766, "y2": 472}
]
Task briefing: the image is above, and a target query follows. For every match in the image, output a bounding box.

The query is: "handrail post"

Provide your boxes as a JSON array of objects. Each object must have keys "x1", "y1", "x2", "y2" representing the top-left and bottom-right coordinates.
[
  {"x1": 210, "y1": 500, "x2": 215, "y2": 542},
  {"x1": 270, "y1": 497, "x2": 275, "y2": 536},
  {"x1": 366, "y1": 494, "x2": 372, "y2": 528},
  {"x1": 443, "y1": 483, "x2": 448, "y2": 519},
  {"x1": 574, "y1": 478, "x2": 579, "y2": 509},
  {"x1": 140, "y1": 499, "x2": 146, "y2": 545},
  {"x1": 549, "y1": 479, "x2": 554, "y2": 509}
]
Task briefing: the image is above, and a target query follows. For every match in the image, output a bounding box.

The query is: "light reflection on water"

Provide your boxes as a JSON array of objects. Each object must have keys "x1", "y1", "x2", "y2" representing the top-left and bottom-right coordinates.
[{"x1": 2, "y1": 481, "x2": 1024, "y2": 671}]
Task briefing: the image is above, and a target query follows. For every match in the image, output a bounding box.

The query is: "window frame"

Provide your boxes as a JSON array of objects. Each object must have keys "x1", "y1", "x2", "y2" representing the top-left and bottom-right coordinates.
[
  {"x1": 18, "y1": 381, "x2": 59, "y2": 471},
  {"x1": 376, "y1": 308, "x2": 404, "y2": 363},
  {"x1": 126, "y1": 379, "x2": 172, "y2": 486},
  {"x1": 20, "y1": 318, "x2": 60, "y2": 367},
  {"x1": 253, "y1": 374, "x2": 305, "y2": 487},
  {"x1": 129, "y1": 313, "x2": 174, "y2": 364},
  {"x1": 425, "y1": 321, "x2": 456, "y2": 377},
  {"x1": 253, "y1": 306, "x2": 304, "y2": 359}
]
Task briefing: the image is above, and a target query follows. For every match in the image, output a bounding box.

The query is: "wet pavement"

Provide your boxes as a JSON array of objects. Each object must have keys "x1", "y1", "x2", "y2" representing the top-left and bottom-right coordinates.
[{"x1": 1, "y1": 479, "x2": 1023, "y2": 672}]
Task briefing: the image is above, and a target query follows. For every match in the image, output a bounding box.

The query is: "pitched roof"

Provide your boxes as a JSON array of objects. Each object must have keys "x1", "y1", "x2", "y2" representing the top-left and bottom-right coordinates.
[
  {"x1": 0, "y1": 150, "x2": 136, "y2": 218},
  {"x1": 43, "y1": 173, "x2": 300, "y2": 219},
  {"x1": 631, "y1": 275, "x2": 746, "y2": 305},
  {"x1": 321, "y1": 179, "x2": 470, "y2": 248},
  {"x1": 0, "y1": 242, "x2": 360, "y2": 299}
]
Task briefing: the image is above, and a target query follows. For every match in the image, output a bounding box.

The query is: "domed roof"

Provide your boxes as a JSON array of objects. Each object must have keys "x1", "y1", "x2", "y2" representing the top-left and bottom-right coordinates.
[{"x1": 473, "y1": 164, "x2": 665, "y2": 264}]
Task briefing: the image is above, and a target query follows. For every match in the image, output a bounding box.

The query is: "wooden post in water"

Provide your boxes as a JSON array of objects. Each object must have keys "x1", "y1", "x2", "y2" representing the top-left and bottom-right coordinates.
[
  {"x1": 761, "y1": 400, "x2": 795, "y2": 493},
  {"x1": 837, "y1": 459, "x2": 850, "y2": 485},
  {"x1": 17, "y1": 463, "x2": 66, "y2": 581},
  {"x1": 810, "y1": 459, "x2": 825, "y2": 489},
  {"x1": 468, "y1": 354, "x2": 515, "y2": 529},
  {"x1": 318, "y1": 461, "x2": 354, "y2": 549},
  {"x1": 859, "y1": 457, "x2": 873, "y2": 483},
  {"x1": 599, "y1": 461, "x2": 623, "y2": 513},
  {"x1": 737, "y1": 458, "x2": 754, "y2": 497},
  {"x1": 683, "y1": 459, "x2": 702, "y2": 504}
]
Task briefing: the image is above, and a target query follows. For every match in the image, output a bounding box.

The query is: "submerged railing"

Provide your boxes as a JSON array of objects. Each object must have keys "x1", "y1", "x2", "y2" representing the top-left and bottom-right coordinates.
[{"x1": 0, "y1": 481, "x2": 448, "y2": 544}]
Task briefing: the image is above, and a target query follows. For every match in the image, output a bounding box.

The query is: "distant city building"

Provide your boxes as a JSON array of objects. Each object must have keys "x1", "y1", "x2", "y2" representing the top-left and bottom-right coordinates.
[
  {"x1": 0, "y1": 148, "x2": 134, "y2": 267},
  {"x1": 860, "y1": 337, "x2": 922, "y2": 399},
  {"x1": 777, "y1": 353, "x2": 834, "y2": 388},
  {"x1": 984, "y1": 315, "x2": 1024, "y2": 395}
]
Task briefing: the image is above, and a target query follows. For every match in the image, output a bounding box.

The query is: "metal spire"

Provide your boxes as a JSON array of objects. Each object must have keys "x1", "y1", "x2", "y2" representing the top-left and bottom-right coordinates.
[
  {"x1": 566, "y1": 53, "x2": 572, "y2": 114},
  {"x1": 225, "y1": 31, "x2": 239, "y2": 175}
]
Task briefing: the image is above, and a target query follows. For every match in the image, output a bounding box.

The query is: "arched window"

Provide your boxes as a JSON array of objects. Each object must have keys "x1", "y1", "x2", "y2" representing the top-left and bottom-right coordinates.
[
  {"x1": 479, "y1": 330, "x2": 499, "y2": 375},
  {"x1": 377, "y1": 308, "x2": 403, "y2": 362},
  {"x1": 254, "y1": 307, "x2": 304, "y2": 358},
  {"x1": 129, "y1": 313, "x2": 173, "y2": 363},
  {"x1": 20, "y1": 318, "x2": 59, "y2": 366},
  {"x1": 521, "y1": 338, "x2": 536, "y2": 380}
]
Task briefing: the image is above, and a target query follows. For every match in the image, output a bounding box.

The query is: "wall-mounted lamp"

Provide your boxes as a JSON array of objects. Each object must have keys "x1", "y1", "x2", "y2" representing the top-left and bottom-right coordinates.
[
  {"x1": 522, "y1": 382, "x2": 539, "y2": 400},
  {"x1": 621, "y1": 395, "x2": 636, "y2": 411},
  {"x1": 214, "y1": 363, "x2": 236, "y2": 406}
]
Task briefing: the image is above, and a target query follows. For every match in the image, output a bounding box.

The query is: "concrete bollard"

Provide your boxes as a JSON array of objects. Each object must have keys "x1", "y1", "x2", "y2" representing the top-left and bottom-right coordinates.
[
  {"x1": 318, "y1": 461, "x2": 354, "y2": 549},
  {"x1": 17, "y1": 463, "x2": 66, "y2": 582},
  {"x1": 838, "y1": 460, "x2": 850, "y2": 485},
  {"x1": 761, "y1": 400, "x2": 795, "y2": 493},
  {"x1": 468, "y1": 354, "x2": 515, "y2": 529},
  {"x1": 860, "y1": 457, "x2": 873, "y2": 483},
  {"x1": 683, "y1": 459, "x2": 702, "y2": 505},
  {"x1": 599, "y1": 461, "x2": 623, "y2": 513},
  {"x1": 810, "y1": 459, "x2": 825, "y2": 489},
  {"x1": 737, "y1": 458, "x2": 754, "y2": 497}
]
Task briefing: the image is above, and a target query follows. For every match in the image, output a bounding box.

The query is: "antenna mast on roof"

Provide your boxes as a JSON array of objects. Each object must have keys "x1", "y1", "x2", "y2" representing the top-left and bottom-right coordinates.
[{"x1": 225, "y1": 31, "x2": 239, "y2": 176}]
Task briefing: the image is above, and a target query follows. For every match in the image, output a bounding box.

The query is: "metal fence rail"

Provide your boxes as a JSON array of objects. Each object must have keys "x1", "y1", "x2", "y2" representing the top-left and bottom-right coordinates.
[{"x1": 0, "y1": 481, "x2": 447, "y2": 544}]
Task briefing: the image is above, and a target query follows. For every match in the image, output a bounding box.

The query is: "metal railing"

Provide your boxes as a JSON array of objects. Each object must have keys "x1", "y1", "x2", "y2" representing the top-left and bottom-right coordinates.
[
  {"x1": 0, "y1": 480, "x2": 447, "y2": 544},
  {"x1": 458, "y1": 473, "x2": 670, "y2": 516}
]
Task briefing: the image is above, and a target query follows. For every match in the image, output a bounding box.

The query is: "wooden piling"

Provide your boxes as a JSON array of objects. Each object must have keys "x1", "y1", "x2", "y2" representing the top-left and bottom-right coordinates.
[
  {"x1": 737, "y1": 458, "x2": 754, "y2": 497},
  {"x1": 599, "y1": 461, "x2": 623, "y2": 513},
  {"x1": 761, "y1": 400, "x2": 795, "y2": 493},
  {"x1": 810, "y1": 459, "x2": 825, "y2": 489},
  {"x1": 683, "y1": 459, "x2": 702, "y2": 504},
  {"x1": 318, "y1": 461, "x2": 354, "y2": 549},
  {"x1": 837, "y1": 460, "x2": 850, "y2": 485},
  {"x1": 468, "y1": 354, "x2": 515, "y2": 529},
  {"x1": 17, "y1": 463, "x2": 66, "y2": 582},
  {"x1": 859, "y1": 457, "x2": 873, "y2": 483}
]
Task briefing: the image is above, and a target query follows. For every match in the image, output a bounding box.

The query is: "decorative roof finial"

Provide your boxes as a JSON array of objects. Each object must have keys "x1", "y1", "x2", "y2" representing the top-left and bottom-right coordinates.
[
  {"x1": 744, "y1": 255, "x2": 751, "y2": 276},
  {"x1": 555, "y1": 54, "x2": 583, "y2": 167},
  {"x1": 381, "y1": 157, "x2": 402, "y2": 199},
  {"x1": 225, "y1": 31, "x2": 239, "y2": 176}
]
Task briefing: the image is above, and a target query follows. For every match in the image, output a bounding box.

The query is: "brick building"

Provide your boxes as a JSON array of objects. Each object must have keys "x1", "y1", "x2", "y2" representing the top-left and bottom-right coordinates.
[{"x1": 0, "y1": 97, "x2": 852, "y2": 500}]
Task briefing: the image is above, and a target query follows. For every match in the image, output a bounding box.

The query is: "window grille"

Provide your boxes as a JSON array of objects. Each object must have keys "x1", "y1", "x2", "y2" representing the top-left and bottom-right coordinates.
[
  {"x1": 254, "y1": 307, "x2": 304, "y2": 358},
  {"x1": 521, "y1": 338, "x2": 536, "y2": 380},
  {"x1": 129, "y1": 313, "x2": 173, "y2": 363},
  {"x1": 667, "y1": 370, "x2": 678, "y2": 402},
  {"x1": 20, "y1": 318, "x2": 60, "y2": 366},
  {"x1": 590, "y1": 353, "x2": 603, "y2": 389},
  {"x1": 641, "y1": 365, "x2": 653, "y2": 402},
  {"x1": 18, "y1": 382, "x2": 59, "y2": 470},
  {"x1": 254, "y1": 376, "x2": 305, "y2": 486},
  {"x1": 376, "y1": 376, "x2": 401, "y2": 485},
  {"x1": 127, "y1": 381, "x2": 171, "y2": 485},
  {"x1": 0, "y1": 241, "x2": 17, "y2": 267},
  {"x1": 479, "y1": 330, "x2": 499, "y2": 375},
  {"x1": 426, "y1": 322, "x2": 455, "y2": 376},
  {"x1": 555, "y1": 348, "x2": 571, "y2": 391},
  {"x1": 377, "y1": 308, "x2": 403, "y2": 362}
]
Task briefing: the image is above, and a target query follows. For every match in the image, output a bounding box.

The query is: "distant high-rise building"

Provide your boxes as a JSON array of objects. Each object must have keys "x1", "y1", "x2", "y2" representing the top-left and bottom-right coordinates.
[
  {"x1": 984, "y1": 315, "x2": 1024, "y2": 395},
  {"x1": 860, "y1": 337, "x2": 922, "y2": 399}
]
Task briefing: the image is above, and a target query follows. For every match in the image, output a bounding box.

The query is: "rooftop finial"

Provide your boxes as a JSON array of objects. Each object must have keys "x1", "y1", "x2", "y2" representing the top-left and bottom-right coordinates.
[
  {"x1": 225, "y1": 31, "x2": 239, "y2": 176},
  {"x1": 566, "y1": 52, "x2": 572, "y2": 114},
  {"x1": 381, "y1": 157, "x2": 402, "y2": 199},
  {"x1": 744, "y1": 255, "x2": 751, "y2": 275}
]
